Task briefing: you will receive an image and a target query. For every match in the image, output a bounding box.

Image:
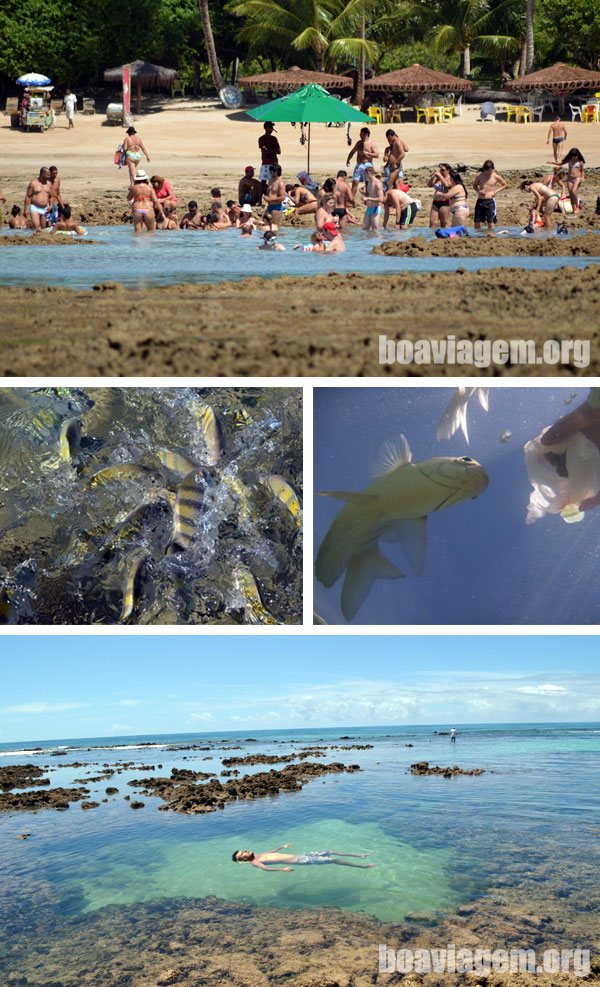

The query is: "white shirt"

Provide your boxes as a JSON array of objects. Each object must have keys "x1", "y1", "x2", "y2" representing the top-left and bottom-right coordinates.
[{"x1": 64, "y1": 94, "x2": 77, "y2": 114}]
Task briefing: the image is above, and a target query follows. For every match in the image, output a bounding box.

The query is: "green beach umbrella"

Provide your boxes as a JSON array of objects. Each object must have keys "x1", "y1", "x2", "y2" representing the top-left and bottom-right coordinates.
[{"x1": 246, "y1": 83, "x2": 371, "y2": 173}]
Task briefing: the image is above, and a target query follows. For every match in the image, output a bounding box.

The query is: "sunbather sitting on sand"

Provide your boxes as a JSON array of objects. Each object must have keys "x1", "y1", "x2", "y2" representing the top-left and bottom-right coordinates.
[{"x1": 232, "y1": 844, "x2": 374, "y2": 871}]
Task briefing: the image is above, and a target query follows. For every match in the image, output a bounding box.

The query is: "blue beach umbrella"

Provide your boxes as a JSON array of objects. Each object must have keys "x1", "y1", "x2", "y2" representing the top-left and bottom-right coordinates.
[{"x1": 16, "y1": 72, "x2": 52, "y2": 86}]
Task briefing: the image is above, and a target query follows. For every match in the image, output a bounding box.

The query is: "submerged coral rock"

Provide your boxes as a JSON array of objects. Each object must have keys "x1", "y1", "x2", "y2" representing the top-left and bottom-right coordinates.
[{"x1": 410, "y1": 762, "x2": 485, "y2": 777}]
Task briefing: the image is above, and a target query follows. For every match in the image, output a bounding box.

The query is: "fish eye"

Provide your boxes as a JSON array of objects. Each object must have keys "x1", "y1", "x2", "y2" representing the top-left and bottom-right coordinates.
[{"x1": 460, "y1": 457, "x2": 473, "y2": 463}]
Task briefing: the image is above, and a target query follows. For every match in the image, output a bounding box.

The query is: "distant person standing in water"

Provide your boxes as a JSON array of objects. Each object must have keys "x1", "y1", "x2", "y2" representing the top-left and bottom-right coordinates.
[
  {"x1": 450, "y1": 728, "x2": 457, "y2": 742},
  {"x1": 473, "y1": 160, "x2": 508, "y2": 230},
  {"x1": 258, "y1": 122, "x2": 281, "y2": 193}
]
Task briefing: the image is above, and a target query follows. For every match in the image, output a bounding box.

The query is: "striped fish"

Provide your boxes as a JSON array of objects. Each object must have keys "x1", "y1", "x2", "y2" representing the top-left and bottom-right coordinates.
[
  {"x1": 266, "y1": 474, "x2": 302, "y2": 528},
  {"x1": 223, "y1": 474, "x2": 253, "y2": 524},
  {"x1": 199, "y1": 404, "x2": 225, "y2": 467},
  {"x1": 118, "y1": 548, "x2": 150, "y2": 624},
  {"x1": 87, "y1": 464, "x2": 161, "y2": 488},
  {"x1": 156, "y1": 447, "x2": 199, "y2": 479},
  {"x1": 166, "y1": 469, "x2": 211, "y2": 555}
]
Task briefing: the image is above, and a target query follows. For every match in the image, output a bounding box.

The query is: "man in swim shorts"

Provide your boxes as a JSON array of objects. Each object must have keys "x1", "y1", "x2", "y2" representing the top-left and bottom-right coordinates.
[
  {"x1": 24, "y1": 167, "x2": 52, "y2": 229},
  {"x1": 232, "y1": 844, "x2": 374, "y2": 871},
  {"x1": 383, "y1": 186, "x2": 420, "y2": 228},
  {"x1": 346, "y1": 127, "x2": 379, "y2": 197},
  {"x1": 473, "y1": 159, "x2": 508, "y2": 230},
  {"x1": 258, "y1": 122, "x2": 281, "y2": 192},
  {"x1": 362, "y1": 166, "x2": 384, "y2": 230},
  {"x1": 47, "y1": 166, "x2": 64, "y2": 225},
  {"x1": 264, "y1": 165, "x2": 286, "y2": 227},
  {"x1": 547, "y1": 117, "x2": 568, "y2": 163},
  {"x1": 332, "y1": 170, "x2": 356, "y2": 228},
  {"x1": 384, "y1": 129, "x2": 409, "y2": 190}
]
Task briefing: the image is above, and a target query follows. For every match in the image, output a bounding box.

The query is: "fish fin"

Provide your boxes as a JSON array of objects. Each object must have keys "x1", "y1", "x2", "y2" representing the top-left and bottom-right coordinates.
[
  {"x1": 318, "y1": 490, "x2": 376, "y2": 504},
  {"x1": 370, "y1": 434, "x2": 412, "y2": 479},
  {"x1": 477, "y1": 387, "x2": 490, "y2": 412},
  {"x1": 381, "y1": 518, "x2": 427, "y2": 575},
  {"x1": 458, "y1": 403, "x2": 469, "y2": 444},
  {"x1": 341, "y1": 548, "x2": 404, "y2": 621},
  {"x1": 436, "y1": 394, "x2": 465, "y2": 442}
]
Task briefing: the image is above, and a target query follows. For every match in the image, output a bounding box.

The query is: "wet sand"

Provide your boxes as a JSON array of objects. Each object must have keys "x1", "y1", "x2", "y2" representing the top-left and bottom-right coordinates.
[{"x1": 2, "y1": 267, "x2": 598, "y2": 377}]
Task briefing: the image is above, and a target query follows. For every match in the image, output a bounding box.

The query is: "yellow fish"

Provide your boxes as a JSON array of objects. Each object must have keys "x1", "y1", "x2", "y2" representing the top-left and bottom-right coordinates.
[
  {"x1": 223, "y1": 474, "x2": 253, "y2": 524},
  {"x1": 199, "y1": 403, "x2": 225, "y2": 467},
  {"x1": 58, "y1": 418, "x2": 82, "y2": 461},
  {"x1": 233, "y1": 564, "x2": 277, "y2": 625},
  {"x1": 118, "y1": 548, "x2": 150, "y2": 624},
  {"x1": 266, "y1": 475, "x2": 302, "y2": 528},
  {"x1": 87, "y1": 464, "x2": 161, "y2": 488},
  {"x1": 156, "y1": 447, "x2": 199, "y2": 479},
  {"x1": 166, "y1": 469, "x2": 211, "y2": 554},
  {"x1": 315, "y1": 434, "x2": 488, "y2": 621}
]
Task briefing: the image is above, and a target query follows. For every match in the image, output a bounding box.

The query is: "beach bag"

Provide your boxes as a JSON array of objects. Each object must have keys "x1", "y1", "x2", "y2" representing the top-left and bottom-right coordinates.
[
  {"x1": 435, "y1": 226, "x2": 468, "y2": 239},
  {"x1": 114, "y1": 144, "x2": 126, "y2": 168}
]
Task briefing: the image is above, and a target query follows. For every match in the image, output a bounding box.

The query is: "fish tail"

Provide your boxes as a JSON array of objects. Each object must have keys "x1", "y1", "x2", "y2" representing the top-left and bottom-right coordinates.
[
  {"x1": 341, "y1": 547, "x2": 404, "y2": 621},
  {"x1": 315, "y1": 504, "x2": 382, "y2": 589}
]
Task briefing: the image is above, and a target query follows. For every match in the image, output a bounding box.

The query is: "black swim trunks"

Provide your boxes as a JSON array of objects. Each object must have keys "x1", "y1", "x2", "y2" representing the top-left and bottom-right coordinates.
[
  {"x1": 398, "y1": 202, "x2": 418, "y2": 227},
  {"x1": 474, "y1": 197, "x2": 496, "y2": 224},
  {"x1": 332, "y1": 207, "x2": 347, "y2": 219}
]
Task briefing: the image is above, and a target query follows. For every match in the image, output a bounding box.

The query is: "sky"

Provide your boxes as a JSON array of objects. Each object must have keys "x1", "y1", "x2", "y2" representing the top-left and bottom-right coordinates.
[{"x1": 1, "y1": 635, "x2": 599, "y2": 742}]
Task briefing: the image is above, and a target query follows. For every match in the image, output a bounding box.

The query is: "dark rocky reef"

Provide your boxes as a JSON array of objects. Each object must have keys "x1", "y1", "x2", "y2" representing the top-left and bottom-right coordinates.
[
  {"x1": 0, "y1": 786, "x2": 90, "y2": 812},
  {"x1": 410, "y1": 761, "x2": 485, "y2": 778},
  {"x1": 0, "y1": 764, "x2": 50, "y2": 791}
]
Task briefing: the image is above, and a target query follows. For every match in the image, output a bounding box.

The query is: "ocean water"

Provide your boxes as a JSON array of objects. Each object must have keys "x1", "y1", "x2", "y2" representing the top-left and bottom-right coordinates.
[
  {"x1": 0, "y1": 225, "x2": 597, "y2": 288},
  {"x1": 0, "y1": 723, "x2": 598, "y2": 931},
  {"x1": 314, "y1": 386, "x2": 600, "y2": 624}
]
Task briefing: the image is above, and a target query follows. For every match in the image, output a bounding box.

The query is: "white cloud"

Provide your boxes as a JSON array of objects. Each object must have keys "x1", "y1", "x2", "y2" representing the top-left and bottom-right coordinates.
[
  {"x1": 117, "y1": 699, "x2": 143, "y2": 707},
  {"x1": 2, "y1": 702, "x2": 88, "y2": 715},
  {"x1": 110, "y1": 723, "x2": 132, "y2": 732},
  {"x1": 188, "y1": 712, "x2": 215, "y2": 723},
  {"x1": 515, "y1": 684, "x2": 568, "y2": 696}
]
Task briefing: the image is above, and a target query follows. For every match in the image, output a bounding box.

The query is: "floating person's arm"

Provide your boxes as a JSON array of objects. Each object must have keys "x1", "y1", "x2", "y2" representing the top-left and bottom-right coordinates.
[
  {"x1": 268, "y1": 843, "x2": 292, "y2": 852},
  {"x1": 540, "y1": 405, "x2": 593, "y2": 445}
]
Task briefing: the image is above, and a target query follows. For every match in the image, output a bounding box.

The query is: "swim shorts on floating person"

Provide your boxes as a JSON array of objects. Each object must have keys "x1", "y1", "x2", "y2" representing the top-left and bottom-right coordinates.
[
  {"x1": 474, "y1": 198, "x2": 497, "y2": 224},
  {"x1": 295, "y1": 851, "x2": 335, "y2": 865}
]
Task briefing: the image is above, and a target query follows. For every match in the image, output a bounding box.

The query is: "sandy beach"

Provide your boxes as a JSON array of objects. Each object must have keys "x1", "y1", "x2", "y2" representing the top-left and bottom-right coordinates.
[{"x1": 1, "y1": 102, "x2": 599, "y2": 377}]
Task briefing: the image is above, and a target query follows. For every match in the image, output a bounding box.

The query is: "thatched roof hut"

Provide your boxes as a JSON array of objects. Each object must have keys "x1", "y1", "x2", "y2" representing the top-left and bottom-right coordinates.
[
  {"x1": 507, "y1": 62, "x2": 600, "y2": 93},
  {"x1": 104, "y1": 60, "x2": 178, "y2": 111},
  {"x1": 365, "y1": 64, "x2": 473, "y2": 93},
  {"x1": 238, "y1": 66, "x2": 351, "y2": 91}
]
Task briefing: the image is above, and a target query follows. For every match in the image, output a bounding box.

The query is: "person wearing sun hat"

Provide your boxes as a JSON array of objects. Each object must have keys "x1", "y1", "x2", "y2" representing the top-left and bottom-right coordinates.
[
  {"x1": 127, "y1": 168, "x2": 164, "y2": 234},
  {"x1": 238, "y1": 166, "x2": 262, "y2": 207}
]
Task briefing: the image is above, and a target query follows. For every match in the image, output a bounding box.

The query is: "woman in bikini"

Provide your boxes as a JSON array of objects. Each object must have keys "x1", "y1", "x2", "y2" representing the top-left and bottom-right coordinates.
[
  {"x1": 561, "y1": 148, "x2": 585, "y2": 213},
  {"x1": 127, "y1": 170, "x2": 164, "y2": 233},
  {"x1": 427, "y1": 164, "x2": 453, "y2": 229},
  {"x1": 291, "y1": 183, "x2": 318, "y2": 216},
  {"x1": 122, "y1": 127, "x2": 151, "y2": 182},
  {"x1": 446, "y1": 172, "x2": 470, "y2": 226},
  {"x1": 520, "y1": 180, "x2": 561, "y2": 230}
]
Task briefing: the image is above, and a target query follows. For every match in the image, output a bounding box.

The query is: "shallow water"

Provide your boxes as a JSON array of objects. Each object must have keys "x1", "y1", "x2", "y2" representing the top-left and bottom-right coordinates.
[
  {"x1": 314, "y1": 386, "x2": 600, "y2": 625},
  {"x1": 0, "y1": 225, "x2": 597, "y2": 288},
  {"x1": 1, "y1": 723, "x2": 598, "y2": 930},
  {"x1": 0, "y1": 387, "x2": 302, "y2": 624}
]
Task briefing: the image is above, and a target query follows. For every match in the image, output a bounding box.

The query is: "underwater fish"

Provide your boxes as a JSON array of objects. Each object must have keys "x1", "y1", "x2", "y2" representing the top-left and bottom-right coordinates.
[
  {"x1": 315, "y1": 434, "x2": 489, "y2": 621},
  {"x1": 525, "y1": 429, "x2": 600, "y2": 524},
  {"x1": 166, "y1": 469, "x2": 212, "y2": 554},
  {"x1": 101, "y1": 497, "x2": 173, "y2": 555},
  {"x1": 118, "y1": 548, "x2": 150, "y2": 623},
  {"x1": 232, "y1": 408, "x2": 253, "y2": 429},
  {"x1": 266, "y1": 475, "x2": 302, "y2": 528},
  {"x1": 196, "y1": 402, "x2": 225, "y2": 466},
  {"x1": 156, "y1": 447, "x2": 199, "y2": 479},
  {"x1": 223, "y1": 474, "x2": 253, "y2": 524},
  {"x1": 564, "y1": 391, "x2": 578, "y2": 405},
  {"x1": 498, "y1": 429, "x2": 512, "y2": 444},
  {"x1": 58, "y1": 418, "x2": 82, "y2": 461},
  {"x1": 436, "y1": 387, "x2": 490, "y2": 444},
  {"x1": 233, "y1": 564, "x2": 277, "y2": 624},
  {"x1": 86, "y1": 464, "x2": 161, "y2": 488}
]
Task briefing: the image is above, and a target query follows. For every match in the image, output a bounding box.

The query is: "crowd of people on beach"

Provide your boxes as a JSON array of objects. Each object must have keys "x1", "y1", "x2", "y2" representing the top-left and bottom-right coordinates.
[{"x1": 2, "y1": 115, "x2": 592, "y2": 243}]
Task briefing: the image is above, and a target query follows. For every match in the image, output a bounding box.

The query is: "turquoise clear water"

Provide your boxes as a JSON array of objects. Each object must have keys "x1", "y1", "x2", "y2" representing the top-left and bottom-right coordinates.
[
  {"x1": 1, "y1": 723, "x2": 599, "y2": 926},
  {"x1": 314, "y1": 386, "x2": 600, "y2": 625},
  {"x1": 0, "y1": 226, "x2": 597, "y2": 288}
]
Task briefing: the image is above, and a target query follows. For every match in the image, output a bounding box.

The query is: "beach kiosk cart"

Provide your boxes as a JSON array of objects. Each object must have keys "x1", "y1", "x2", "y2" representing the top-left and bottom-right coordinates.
[{"x1": 21, "y1": 86, "x2": 54, "y2": 131}]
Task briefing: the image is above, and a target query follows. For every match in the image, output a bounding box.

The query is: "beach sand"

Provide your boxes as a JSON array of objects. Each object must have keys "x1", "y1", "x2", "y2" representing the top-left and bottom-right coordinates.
[{"x1": 1, "y1": 103, "x2": 599, "y2": 377}]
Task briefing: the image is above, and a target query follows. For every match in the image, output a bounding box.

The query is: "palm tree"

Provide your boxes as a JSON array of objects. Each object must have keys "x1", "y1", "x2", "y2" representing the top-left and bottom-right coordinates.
[
  {"x1": 525, "y1": 0, "x2": 534, "y2": 72},
  {"x1": 200, "y1": 0, "x2": 225, "y2": 91},
  {"x1": 426, "y1": 0, "x2": 520, "y2": 77},
  {"x1": 229, "y1": 0, "x2": 383, "y2": 84}
]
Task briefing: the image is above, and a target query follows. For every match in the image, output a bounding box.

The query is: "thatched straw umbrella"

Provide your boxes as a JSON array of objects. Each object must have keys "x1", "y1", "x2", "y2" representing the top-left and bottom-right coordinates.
[
  {"x1": 507, "y1": 62, "x2": 600, "y2": 95},
  {"x1": 104, "y1": 60, "x2": 177, "y2": 112},
  {"x1": 238, "y1": 66, "x2": 352, "y2": 93},
  {"x1": 365, "y1": 64, "x2": 473, "y2": 94}
]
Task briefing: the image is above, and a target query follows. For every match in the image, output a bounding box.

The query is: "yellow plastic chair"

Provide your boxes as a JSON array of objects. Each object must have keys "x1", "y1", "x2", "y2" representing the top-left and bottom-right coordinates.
[
  {"x1": 505, "y1": 104, "x2": 519, "y2": 122},
  {"x1": 426, "y1": 107, "x2": 442, "y2": 124},
  {"x1": 582, "y1": 104, "x2": 599, "y2": 123},
  {"x1": 368, "y1": 106, "x2": 383, "y2": 125},
  {"x1": 441, "y1": 104, "x2": 454, "y2": 122},
  {"x1": 415, "y1": 106, "x2": 428, "y2": 123},
  {"x1": 517, "y1": 105, "x2": 531, "y2": 123}
]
